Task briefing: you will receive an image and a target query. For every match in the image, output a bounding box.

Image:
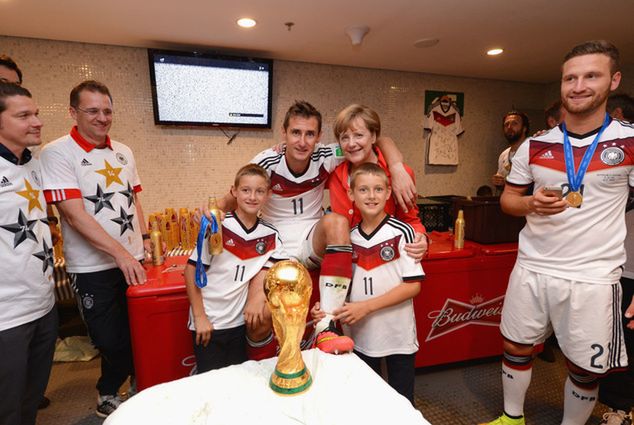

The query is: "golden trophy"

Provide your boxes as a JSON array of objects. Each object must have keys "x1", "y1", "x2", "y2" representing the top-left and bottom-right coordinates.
[{"x1": 264, "y1": 260, "x2": 313, "y2": 395}]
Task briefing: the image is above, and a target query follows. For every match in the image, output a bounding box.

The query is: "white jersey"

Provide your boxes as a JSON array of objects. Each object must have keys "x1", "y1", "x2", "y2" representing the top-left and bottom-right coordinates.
[
  {"x1": 0, "y1": 147, "x2": 55, "y2": 331},
  {"x1": 188, "y1": 212, "x2": 287, "y2": 330},
  {"x1": 507, "y1": 118, "x2": 634, "y2": 284},
  {"x1": 345, "y1": 216, "x2": 425, "y2": 357},
  {"x1": 40, "y1": 128, "x2": 144, "y2": 273},
  {"x1": 497, "y1": 146, "x2": 519, "y2": 177},
  {"x1": 251, "y1": 143, "x2": 344, "y2": 255},
  {"x1": 423, "y1": 102, "x2": 464, "y2": 166}
]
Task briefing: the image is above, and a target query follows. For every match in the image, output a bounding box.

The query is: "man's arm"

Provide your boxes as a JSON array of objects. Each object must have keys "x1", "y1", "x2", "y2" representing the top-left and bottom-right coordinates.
[
  {"x1": 500, "y1": 184, "x2": 568, "y2": 217},
  {"x1": 133, "y1": 193, "x2": 152, "y2": 255},
  {"x1": 55, "y1": 198, "x2": 146, "y2": 285},
  {"x1": 376, "y1": 136, "x2": 417, "y2": 212}
]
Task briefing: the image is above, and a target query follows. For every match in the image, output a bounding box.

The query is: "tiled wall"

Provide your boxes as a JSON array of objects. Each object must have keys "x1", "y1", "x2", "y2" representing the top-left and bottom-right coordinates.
[{"x1": 3, "y1": 35, "x2": 553, "y2": 214}]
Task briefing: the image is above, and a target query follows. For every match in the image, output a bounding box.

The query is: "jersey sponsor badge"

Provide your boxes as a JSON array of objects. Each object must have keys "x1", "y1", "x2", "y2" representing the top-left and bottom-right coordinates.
[
  {"x1": 380, "y1": 245, "x2": 395, "y2": 261},
  {"x1": 0, "y1": 176, "x2": 12, "y2": 187},
  {"x1": 116, "y1": 152, "x2": 128, "y2": 165},
  {"x1": 600, "y1": 146, "x2": 624, "y2": 166}
]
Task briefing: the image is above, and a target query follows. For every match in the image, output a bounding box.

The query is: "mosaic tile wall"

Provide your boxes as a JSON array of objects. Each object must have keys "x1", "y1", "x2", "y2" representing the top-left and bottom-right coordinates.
[{"x1": 3, "y1": 35, "x2": 556, "y2": 214}]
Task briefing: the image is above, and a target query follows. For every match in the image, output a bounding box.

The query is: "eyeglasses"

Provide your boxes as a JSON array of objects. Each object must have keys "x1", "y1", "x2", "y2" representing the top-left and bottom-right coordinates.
[{"x1": 74, "y1": 106, "x2": 114, "y2": 117}]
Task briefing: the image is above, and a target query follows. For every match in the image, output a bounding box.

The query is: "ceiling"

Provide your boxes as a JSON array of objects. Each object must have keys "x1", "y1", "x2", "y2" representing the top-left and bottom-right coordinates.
[{"x1": 1, "y1": 0, "x2": 633, "y2": 84}]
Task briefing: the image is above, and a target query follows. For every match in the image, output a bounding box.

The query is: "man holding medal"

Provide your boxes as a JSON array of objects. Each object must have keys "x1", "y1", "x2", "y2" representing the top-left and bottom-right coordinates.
[{"x1": 481, "y1": 40, "x2": 634, "y2": 425}]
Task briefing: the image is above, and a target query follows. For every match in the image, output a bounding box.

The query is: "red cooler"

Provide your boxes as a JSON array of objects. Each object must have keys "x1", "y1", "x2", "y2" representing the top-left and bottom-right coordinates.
[
  {"x1": 414, "y1": 233, "x2": 517, "y2": 367},
  {"x1": 127, "y1": 256, "x2": 193, "y2": 391}
]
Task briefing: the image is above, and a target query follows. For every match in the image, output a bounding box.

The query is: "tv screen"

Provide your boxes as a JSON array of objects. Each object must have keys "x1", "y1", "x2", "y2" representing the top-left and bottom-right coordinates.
[{"x1": 148, "y1": 49, "x2": 273, "y2": 128}]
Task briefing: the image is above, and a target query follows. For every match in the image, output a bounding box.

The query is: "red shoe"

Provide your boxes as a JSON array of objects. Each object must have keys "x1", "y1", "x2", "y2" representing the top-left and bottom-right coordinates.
[{"x1": 314, "y1": 322, "x2": 354, "y2": 354}]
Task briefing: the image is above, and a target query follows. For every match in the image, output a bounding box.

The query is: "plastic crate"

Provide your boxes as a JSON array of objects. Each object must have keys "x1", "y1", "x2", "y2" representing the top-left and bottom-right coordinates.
[{"x1": 417, "y1": 199, "x2": 452, "y2": 232}]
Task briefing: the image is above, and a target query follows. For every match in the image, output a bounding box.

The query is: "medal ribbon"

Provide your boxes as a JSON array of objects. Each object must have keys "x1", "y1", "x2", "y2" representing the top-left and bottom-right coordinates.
[
  {"x1": 561, "y1": 113, "x2": 610, "y2": 192},
  {"x1": 195, "y1": 214, "x2": 219, "y2": 289}
]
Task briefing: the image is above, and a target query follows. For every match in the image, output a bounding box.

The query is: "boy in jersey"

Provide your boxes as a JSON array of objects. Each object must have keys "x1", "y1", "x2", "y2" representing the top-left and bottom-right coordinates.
[
  {"x1": 313, "y1": 163, "x2": 423, "y2": 403},
  {"x1": 481, "y1": 40, "x2": 633, "y2": 425},
  {"x1": 0, "y1": 82, "x2": 57, "y2": 425},
  {"x1": 216, "y1": 101, "x2": 426, "y2": 356},
  {"x1": 185, "y1": 164, "x2": 286, "y2": 372}
]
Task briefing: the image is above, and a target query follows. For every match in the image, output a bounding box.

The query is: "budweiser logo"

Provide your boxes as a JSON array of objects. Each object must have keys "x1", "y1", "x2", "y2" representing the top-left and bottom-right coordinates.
[{"x1": 425, "y1": 295, "x2": 504, "y2": 342}]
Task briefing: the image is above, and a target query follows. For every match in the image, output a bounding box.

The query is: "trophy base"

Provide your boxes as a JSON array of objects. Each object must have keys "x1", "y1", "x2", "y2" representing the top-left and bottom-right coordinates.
[{"x1": 269, "y1": 367, "x2": 312, "y2": 395}]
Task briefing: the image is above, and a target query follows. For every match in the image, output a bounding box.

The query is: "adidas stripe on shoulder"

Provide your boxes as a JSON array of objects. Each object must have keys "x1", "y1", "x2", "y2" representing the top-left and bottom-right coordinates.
[{"x1": 386, "y1": 217, "x2": 416, "y2": 243}]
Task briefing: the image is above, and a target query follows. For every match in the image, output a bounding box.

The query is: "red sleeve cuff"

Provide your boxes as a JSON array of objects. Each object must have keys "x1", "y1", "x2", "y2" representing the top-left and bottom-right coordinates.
[
  {"x1": 133, "y1": 185, "x2": 142, "y2": 193},
  {"x1": 44, "y1": 189, "x2": 82, "y2": 203}
]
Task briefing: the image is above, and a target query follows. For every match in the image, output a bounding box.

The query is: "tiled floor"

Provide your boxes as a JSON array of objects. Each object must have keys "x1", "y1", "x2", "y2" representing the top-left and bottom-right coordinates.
[{"x1": 36, "y1": 349, "x2": 609, "y2": 425}]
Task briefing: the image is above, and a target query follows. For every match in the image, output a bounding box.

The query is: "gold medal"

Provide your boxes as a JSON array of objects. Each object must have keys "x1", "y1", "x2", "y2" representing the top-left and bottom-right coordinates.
[{"x1": 566, "y1": 191, "x2": 583, "y2": 207}]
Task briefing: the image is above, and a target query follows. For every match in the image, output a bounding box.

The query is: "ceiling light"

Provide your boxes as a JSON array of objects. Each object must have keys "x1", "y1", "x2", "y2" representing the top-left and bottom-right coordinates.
[
  {"x1": 237, "y1": 18, "x2": 256, "y2": 28},
  {"x1": 414, "y1": 38, "x2": 439, "y2": 48},
  {"x1": 487, "y1": 48, "x2": 504, "y2": 56}
]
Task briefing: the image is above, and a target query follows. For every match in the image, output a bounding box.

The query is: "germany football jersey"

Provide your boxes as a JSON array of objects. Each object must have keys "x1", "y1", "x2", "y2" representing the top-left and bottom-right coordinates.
[
  {"x1": 251, "y1": 143, "x2": 344, "y2": 254},
  {"x1": 188, "y1": 212, "x2": 287, "y2": 330},
  {"x1": 346, "y1": 215, "x2": 424, "y2": 357},
  {"x1": 507, "y1": 118, "x2": 634, "y2": 284},
  {"x1": 0, "y1": 147, "x2": 54, "y2": 331},
  {"x1": 40, "y1": 127, "x2": 144, "y2": 273}
]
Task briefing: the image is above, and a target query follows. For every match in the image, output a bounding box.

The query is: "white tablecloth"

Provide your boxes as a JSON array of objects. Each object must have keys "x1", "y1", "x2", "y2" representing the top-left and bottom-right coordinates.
[{"x1": 105, "y1": 349, "x2": 430, "y2": 425}]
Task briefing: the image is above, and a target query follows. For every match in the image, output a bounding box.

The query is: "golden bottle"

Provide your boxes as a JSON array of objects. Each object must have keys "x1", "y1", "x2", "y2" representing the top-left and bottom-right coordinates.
[
  {"x1": 454, "y1": 209, "x2": 465, "y2": 249},
  {"x1": 150, "y1": 221, "x2": 165, "y2": 266},
  {"x1": 208, "y1": 197, "x2": 223, "y2": 255},
  {"x1": 179, "y1": 208, "x2": 191, "y2": 250}
]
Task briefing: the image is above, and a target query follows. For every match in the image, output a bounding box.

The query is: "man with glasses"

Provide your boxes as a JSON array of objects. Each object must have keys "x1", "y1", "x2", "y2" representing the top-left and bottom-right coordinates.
[{"x1": 40, "y1": 80, "x2": 150, "y2": 418}]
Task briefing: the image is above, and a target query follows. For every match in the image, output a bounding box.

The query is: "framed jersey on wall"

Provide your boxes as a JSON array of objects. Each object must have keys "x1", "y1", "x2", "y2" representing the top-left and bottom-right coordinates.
[{"x1": 423, "y1": 91, "x2": 465, "y2": 166}]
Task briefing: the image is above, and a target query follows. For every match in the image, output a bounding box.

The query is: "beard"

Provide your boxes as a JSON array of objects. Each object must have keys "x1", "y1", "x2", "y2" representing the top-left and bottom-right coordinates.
[
  {"x1": 562, "y1": 87, "x2": 610, "y2": 116},
  {"x1": 504, "y1": 131, "x2": 523, "y2": 144}
]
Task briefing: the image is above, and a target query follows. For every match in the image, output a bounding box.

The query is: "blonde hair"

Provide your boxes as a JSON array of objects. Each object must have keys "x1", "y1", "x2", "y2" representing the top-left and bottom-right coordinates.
[
  {"x1": 234, "y1": 163, "x2": 270, "y2": 188},
  {"x1": 349, "y1": 163, "x2": 389, "y2": 189},
  {"x1": 333, "y1": 104, "x2": 381, "y2": 141}
]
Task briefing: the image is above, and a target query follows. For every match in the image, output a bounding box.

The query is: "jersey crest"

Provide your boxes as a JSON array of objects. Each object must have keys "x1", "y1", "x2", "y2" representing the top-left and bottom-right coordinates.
[
  {"x1": 223, "y1": 226, "x2": 276, "y2": 260},
  {"x1": 352, "y1": 235, "x2": 402, "y2": 271}
]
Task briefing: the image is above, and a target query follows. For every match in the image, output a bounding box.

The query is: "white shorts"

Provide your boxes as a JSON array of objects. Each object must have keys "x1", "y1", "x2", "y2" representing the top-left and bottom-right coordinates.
[
  {"x1": 294, "y1": 221, "x2": 320, "y2": 270},
  {"x1": 501, "y1": 264, "x2": 627, "y2": 374}
]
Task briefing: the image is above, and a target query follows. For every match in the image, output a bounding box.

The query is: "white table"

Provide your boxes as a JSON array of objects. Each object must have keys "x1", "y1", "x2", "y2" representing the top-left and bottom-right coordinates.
[{"x1": 105, "y1": 349, "x2": 430, "y2": 425}]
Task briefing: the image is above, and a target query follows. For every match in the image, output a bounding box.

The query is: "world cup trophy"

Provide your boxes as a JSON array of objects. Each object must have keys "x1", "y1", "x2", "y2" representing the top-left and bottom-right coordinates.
[{"x1": 264, "y1": 260, "x2": 313, "y2": 395}]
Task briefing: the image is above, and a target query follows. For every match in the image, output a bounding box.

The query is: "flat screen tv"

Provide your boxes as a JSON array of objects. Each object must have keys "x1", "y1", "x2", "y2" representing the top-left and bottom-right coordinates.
[{"x1": 148, "y1": 49, "x2": 273, "y2": 128}]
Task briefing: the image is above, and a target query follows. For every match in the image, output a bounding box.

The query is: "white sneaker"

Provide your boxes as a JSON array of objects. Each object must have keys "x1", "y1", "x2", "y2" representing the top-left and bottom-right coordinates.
[
  {"x1": 600, "y1": 408, "x2": 633, "y2": 425},
  {"x1": 96, "y1": 394, "x2": 123, "y2": 418}
]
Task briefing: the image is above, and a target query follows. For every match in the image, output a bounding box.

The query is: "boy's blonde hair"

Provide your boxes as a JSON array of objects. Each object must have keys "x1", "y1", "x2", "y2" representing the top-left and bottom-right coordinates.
[
  {"x1": 333, "y1": 104, "x2": 381, "y2": 141},
  {"x1": 349, "y1": 163, "x2": 389, "y2": 189},
  {"x1": 233, "y1": 163, "x2": 270, "y2": 188}
]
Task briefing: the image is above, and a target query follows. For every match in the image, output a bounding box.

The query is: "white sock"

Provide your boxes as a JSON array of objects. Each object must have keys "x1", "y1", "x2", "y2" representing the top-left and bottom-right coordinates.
[
  {"x1": 315, "y1": 275, "x2": 350, "y2": 334},
  {"x1": 502, "y1": 362, "x2": 532, "y2": 417},
  {"x1": 561, "y1": 377, "x2": 598, "y2": 425}
]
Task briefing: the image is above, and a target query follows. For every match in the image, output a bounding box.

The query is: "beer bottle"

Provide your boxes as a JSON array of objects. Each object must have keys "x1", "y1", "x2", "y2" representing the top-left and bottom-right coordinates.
[
  {"x1": 179, "y1": 208, "x2": 190, "y2": 250},
  {"x1": 150, "y1": 220, "x2": 165, "y2": 266},
  {"x1": 454, "y1": 209, "x2": 465, "y2": 249},
  {"x1": 208, "y1": 197, "x2": 223, "y2": 255}
]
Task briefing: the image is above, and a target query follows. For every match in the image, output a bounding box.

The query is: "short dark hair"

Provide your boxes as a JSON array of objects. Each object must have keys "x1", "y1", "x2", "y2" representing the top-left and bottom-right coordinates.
[
  {"x1": 70, "y1": 80, "x2": 113, "y2": 108},
  {"x1": 544, "y1": 100, "x2": 563, "y2": 125},
  {"x1": 503, "y1": 111, "x2": 530, "y2": 134},
  {"x1": 0, "y1": 82, "x2": 32, "y2": 115},
  {"x1": 282, "y1": 100, "x2": 322, "y2": 133},
  {"x1": 563, "y1": 40, "x2": 620, "y2": 75},
  {"x1": 0, "y1": 55, "x2": 23, "y2": 85},
  {"x1": 607, "y1": 93, "x2": 634, "y2": 122}
]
